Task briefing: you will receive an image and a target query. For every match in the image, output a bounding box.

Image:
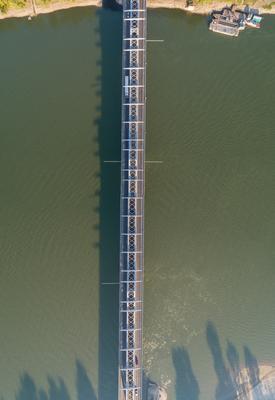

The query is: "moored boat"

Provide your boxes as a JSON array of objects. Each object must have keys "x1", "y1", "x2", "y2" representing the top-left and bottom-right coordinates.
[{"x1": 246, "y1": 14, "x2": 262, "y2": 28}]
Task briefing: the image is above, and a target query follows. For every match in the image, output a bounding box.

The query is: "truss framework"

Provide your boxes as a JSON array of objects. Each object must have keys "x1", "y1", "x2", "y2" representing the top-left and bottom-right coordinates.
[{"x1": 118, "y1": 0, "x2": 147, "y2": 399}]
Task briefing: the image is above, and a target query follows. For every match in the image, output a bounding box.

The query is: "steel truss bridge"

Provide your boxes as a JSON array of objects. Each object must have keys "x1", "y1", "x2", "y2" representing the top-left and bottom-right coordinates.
[{"x1": 118, "y1": 0, "x2": 147, "y2": 398}]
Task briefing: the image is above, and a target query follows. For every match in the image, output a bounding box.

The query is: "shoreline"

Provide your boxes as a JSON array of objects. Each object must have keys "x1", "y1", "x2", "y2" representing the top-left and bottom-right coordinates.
[{"x1": 1, "y1": 0, "x2": 275, "y2": 21}]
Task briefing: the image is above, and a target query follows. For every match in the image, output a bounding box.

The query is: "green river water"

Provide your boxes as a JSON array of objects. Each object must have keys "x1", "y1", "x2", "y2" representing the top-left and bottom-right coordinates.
[{"x1": 0, "y1": 6, "x2": 275, "y2": 400}]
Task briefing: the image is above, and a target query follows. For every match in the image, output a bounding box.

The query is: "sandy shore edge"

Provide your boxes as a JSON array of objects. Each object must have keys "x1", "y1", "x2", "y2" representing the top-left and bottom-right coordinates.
[{"x1": 0, "y1": 0, "x2": 275, "y2": 21}]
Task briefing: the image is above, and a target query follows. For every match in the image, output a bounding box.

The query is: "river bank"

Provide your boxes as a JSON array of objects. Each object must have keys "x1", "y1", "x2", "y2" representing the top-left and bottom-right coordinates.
[{"x1": 1, "y1": 0, "x2": 275, "y2": 20}]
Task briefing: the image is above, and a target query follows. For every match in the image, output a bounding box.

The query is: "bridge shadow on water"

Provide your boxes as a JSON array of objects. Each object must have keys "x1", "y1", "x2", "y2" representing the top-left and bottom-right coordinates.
[{"x1": 95, "y1": 1, "x2": 122, "y2": 399}]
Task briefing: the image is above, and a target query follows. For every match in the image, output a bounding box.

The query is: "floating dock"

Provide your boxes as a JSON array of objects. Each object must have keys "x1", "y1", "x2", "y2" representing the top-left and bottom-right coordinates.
[
  {"x1": 209, "y1": 18, "x2": 240, "y2": 36},
  {"x1": 209, "y1": 5, "x2": 262, "y2": 36}
]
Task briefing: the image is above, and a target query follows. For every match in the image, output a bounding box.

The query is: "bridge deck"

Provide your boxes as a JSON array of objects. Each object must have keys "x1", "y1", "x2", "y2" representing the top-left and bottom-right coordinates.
[{"x1": 118, "y1": 0, "x2": 147, "y2": 399}]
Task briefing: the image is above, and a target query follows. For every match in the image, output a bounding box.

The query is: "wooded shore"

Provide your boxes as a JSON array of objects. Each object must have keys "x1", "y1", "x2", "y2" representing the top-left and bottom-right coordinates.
[{"x1": 0, "y1": 0, "x2": 274, "y2": 21}]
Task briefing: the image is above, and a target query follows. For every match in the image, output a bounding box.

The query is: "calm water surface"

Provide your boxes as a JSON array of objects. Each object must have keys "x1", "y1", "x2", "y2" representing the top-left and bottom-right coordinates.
[{"x1": 0, "y1": 7, "x2": 275, "y2": 400}]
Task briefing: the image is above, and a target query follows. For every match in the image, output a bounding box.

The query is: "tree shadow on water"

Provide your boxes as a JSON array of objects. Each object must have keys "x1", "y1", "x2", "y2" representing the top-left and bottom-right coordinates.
[
  {"x1": 206, "y1": 321, "x2": 274, "y2": 400},
  {"x1": 206, "y1": 321, "x2": 237, "y2": 400},
  {"x1": 226, "y1": 341, "x2": 240, "y2": 378},
  {"x1": 76, "y1": 360, "x2": 97, "y2": 400},
  {"x1": 14, "y1": 360, "x2": 96, "y2": 400},
  {"x1": 226, "y1": 340, "x2": 248, "y2": 399},
  {"x1": 16, "y1": 374, "x2": 38, "y2": 400},
  {"x1": 172, "y1": 346, "x2": 200, "y2": 400},
  {"x1": 48, "y1": 377, "x2": 70, "y2": 400},
  {"x1": 244, "y1": 346, "x2": 260, "y2": 388}
]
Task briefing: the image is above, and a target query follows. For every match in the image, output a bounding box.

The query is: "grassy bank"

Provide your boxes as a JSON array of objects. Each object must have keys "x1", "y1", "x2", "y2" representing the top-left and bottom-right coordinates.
[{"x1": 0, "y1": 0, "x2": 275, "y2": 20}]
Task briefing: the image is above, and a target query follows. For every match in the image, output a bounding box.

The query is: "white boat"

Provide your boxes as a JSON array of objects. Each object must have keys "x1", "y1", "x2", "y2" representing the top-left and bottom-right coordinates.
[{"x1": 246, "y1": 14, "x2": 262, "y2": 28}]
